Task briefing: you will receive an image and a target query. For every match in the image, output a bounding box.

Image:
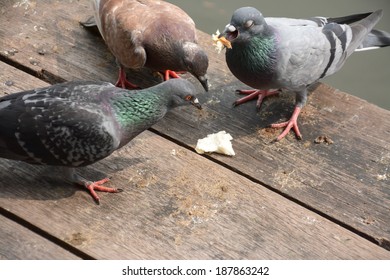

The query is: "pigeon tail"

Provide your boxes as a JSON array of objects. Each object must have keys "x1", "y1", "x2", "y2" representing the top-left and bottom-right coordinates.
[
  {"x1": 346, "y1": 10, "x2": 383, "y2": 55},
  {"x1": 91, "y1": 0, "x2": 103, "y2": 36},
  {"x1": 327, "y1": 12, "x2": 373, "y2": 25},
  {"x1": 356, "y1": 29, "x2": 390, "y2": 51},
  {"x1": 326, "y1": 11, "x2": 390, "y2": 51}
]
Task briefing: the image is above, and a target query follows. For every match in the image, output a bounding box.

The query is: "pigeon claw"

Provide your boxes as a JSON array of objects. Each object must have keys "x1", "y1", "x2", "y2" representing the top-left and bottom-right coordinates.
[
  {"x1": 115, "y1": 67, "x2": 139, "y2": 89},
  {"x1": 233, "y1": 89, "x2": 279, "y2": 110},
  {"x1": 271, "y1": 106, "x2": 302, "y2": 141},
  {"x1": 115, "y1": 79, "x2": 139, "y2": 90},
  {"x1": 85, "y1": 178, "x2": 122, "y2": 205},
  {"x1": 164, "y1": 70, "x2": 185, "y2": 80}
]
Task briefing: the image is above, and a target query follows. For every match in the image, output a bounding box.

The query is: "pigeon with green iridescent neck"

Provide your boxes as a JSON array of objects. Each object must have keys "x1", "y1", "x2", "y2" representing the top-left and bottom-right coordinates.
[
  {"x1": 0, "y1": 79, "x2": 201, "y2": 204},
  {"x1": 219, "y1": 7, "x2": 390, "y2": 141}
]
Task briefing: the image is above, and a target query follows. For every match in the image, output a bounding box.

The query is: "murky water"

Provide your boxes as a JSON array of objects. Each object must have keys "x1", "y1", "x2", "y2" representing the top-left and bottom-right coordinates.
[{"x1": 168, "y1": 0, "x2": 390, "y2": 110}]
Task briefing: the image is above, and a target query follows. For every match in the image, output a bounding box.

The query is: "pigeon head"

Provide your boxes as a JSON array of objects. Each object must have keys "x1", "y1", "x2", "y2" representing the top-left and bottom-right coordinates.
[
  {"x1": 164, "y1": 78, "x2": 202, "y2": 110},
  {"x1": 219, "y1": 7, "x2": 268, "y2": 45},
  {"x1": 182, "y1": 42, "x2": 209, "y2": 92}
]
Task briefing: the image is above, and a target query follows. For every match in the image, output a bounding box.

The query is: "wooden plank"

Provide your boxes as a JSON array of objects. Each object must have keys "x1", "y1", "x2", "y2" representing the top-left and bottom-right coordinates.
[
  {"x1": 0, "y1": 0, "x2": 389, "y2": 251},
  {"x1": 1, "y1": 62, "x2": 389, "y2": 259},
  {"x1": 0, "y1": 125, "x2": 389, "y2": 259},
  {"x1": 0, "y1": 215, "x2": 79, "y2": 259},
  {"x1": 1, "y1": 61, "x2": 48, "y2": 93}
]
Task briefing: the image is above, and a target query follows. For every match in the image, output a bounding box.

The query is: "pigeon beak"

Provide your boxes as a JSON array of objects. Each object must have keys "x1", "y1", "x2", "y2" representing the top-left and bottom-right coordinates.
[
  {"x1": 191, "y1": 97, "x2": 202, "y2": 110},
  {"x1": 198, "y1": 75, "x2": 209, "y2": 92},
  {"x1": 217, "y1": 36, "x2": 232, "y2": 49},
  {"x1": 219, "y1": 24, "x2": 238, "y2": 47}
]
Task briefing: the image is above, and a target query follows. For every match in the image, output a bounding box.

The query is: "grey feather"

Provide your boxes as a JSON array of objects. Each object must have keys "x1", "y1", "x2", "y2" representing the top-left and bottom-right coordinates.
[
  {"x1": 220, "y1": 7, "x2": 388, "y2": 140},
  {"x1": 356, "y1": 29, "x2": 390, "y2": 51},
  {"x1": 0, "y1": 79, "x2": 201, "y2": 202},
  {"x1": 267, "y1": 11, "x2": 389, "y2": 52}
]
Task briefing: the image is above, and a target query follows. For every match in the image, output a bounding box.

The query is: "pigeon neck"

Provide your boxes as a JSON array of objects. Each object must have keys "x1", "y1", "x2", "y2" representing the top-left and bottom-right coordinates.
[
  {"x1": 112, "y1": 90, "x2": 169, "y2": 146},
  {"x1": 227, "y1": 33, "x2": 277, "y2": 87},
  {"x1": 246, "y1": 34, "x2": 276, "y2": 67}
]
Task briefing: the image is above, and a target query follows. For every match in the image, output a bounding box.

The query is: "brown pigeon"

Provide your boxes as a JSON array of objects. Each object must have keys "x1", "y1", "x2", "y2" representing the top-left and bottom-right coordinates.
[{"x1": 89, "y1": 0, "x2": 209, "y2": 91}]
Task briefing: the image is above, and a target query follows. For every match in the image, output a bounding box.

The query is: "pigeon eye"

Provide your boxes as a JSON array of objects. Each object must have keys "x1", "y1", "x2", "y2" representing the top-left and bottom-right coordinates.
[
  {"x1": 244, "y1": 20, "x2": 254, "y2": 28},
  {"x1": 185, "y1": 95, "x2": 192, "y2": 101}
]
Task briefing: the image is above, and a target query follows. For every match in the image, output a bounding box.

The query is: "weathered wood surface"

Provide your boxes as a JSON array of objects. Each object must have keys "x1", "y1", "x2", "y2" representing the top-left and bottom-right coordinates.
[
  {"x1": 2, "y1": 61, "x2": 389, "y2": 259},
  {"x1": 0, "y1": 0, "x2": 389, "y2": 258},
  {"x1": 0, "y1": 215, "x2": 79, "y2": 259}
]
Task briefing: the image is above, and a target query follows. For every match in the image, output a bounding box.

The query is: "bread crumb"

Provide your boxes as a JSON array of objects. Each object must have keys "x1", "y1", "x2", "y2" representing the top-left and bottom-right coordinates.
[
  {"x1": 212, "y1": 29, "x2": 232, "y2": 53},
  {"x1": 195, "y1": 131, "x2": 235, "y2": 156}
]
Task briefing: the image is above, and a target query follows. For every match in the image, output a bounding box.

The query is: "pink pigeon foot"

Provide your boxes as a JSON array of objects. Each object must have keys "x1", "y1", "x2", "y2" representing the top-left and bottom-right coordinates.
[
  {"x1": 271, "y1": 106, "x2": 303, "y2": 141},
  {"x1": 115, "y1": 67, "x2": 139, "y2": 89},
  {"x1": 163, "y1": 70, "x2": 186, "y2": 80},
  {"x1": 84, "y1": 178, "x2": 123, "y2": 205},
  {"x1": 233, "y1": 89, "x2": 279, "y2": 109}
]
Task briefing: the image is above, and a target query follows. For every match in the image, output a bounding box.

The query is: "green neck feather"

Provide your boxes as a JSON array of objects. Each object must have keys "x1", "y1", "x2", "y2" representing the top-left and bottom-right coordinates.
[
  {"x1": 112, "y1": 91, "x2": 167, "y2": 130},
  {"x1": 244, "y1": 36, "x2": 276, "y2": 72}
]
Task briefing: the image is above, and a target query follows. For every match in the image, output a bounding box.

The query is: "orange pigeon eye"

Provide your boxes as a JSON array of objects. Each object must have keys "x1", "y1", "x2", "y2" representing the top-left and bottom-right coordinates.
[{"x1": 185, "y1": 95, "x2": 192, "y2": 101}]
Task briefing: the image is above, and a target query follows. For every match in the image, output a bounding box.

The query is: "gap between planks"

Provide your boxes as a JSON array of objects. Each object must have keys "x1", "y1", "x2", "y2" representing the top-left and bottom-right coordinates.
[
  {"x1": 0, "y1": 49, "x2": 387, "y2": 252},
  {"x1": 0, "y1": 2, "x2": 389, "y2": 250},
  {"x1": 0, "y1": 207, "x2": 94, "y2": 259},
  {"x1": 0, "y1": 52, "x2": 65, "y2": 85},
  {"x1": 149, "y1": 127, "x2": 386, "y2": 249}
]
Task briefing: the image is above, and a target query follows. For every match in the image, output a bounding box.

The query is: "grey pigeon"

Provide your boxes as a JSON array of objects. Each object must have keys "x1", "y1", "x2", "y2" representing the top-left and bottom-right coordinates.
[
  {"x1": 218, "y1": 7, "x2": 390, "y2": 140},
  {"x1": 85, "y1": 0, "x2": 209, "y2": 91},
  {"x1": 0, "y1": 79, "x2": 201, "y2": 203}
]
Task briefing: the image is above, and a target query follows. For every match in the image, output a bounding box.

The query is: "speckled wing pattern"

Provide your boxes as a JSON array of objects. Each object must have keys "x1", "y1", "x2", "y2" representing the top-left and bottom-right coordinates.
[{"x1": 0, "y1": 82, "x2": 120, "y2": 167}]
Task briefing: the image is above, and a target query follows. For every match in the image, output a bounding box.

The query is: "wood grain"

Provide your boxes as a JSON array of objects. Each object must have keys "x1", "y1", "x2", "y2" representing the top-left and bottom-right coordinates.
[
  {"x1": 0, "y1": 215, "x2": 79, "y2": 259},
  {"x1": 0, "y1": 0, "x2": 389, "y2": 257},
  {"x1": 1, "y1": 62, "x2": 389, "y2": 259},
  {"x1": 1, "y1": 131, "x2": 389, "y2": 259}
]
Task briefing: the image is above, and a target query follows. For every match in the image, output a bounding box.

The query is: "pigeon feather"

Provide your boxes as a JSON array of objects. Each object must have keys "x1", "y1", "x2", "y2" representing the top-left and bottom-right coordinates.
[
  {"x1": 86, "y1": 0, "x2": 209, "y2": 90},
  {"x1": 219, "y1": 7, "x2": 389, "y2": 140},
  {"x1": 0, "y1": 79, "x2": 201, "y2": 203}
]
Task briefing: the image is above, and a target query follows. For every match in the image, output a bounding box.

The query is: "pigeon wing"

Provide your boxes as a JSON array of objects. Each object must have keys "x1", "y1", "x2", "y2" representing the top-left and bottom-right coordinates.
[{"x1": 0, "y1": 83, "x2": 120, "y2": 166}]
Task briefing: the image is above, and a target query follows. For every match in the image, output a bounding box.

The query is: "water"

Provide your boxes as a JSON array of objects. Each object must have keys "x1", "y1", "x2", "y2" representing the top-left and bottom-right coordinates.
[{"x1": 168, "y1": 0, "x2": 390, "y2": 110}]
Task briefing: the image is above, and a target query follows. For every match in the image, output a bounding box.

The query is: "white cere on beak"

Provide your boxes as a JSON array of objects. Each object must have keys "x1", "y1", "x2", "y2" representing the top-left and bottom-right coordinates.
[
  {"x1": 227, "y1": 25, "x2": 236, "y2": 32},
  {"x1": 193, "y1": 98, "x2": 199, "y2": 104}
]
